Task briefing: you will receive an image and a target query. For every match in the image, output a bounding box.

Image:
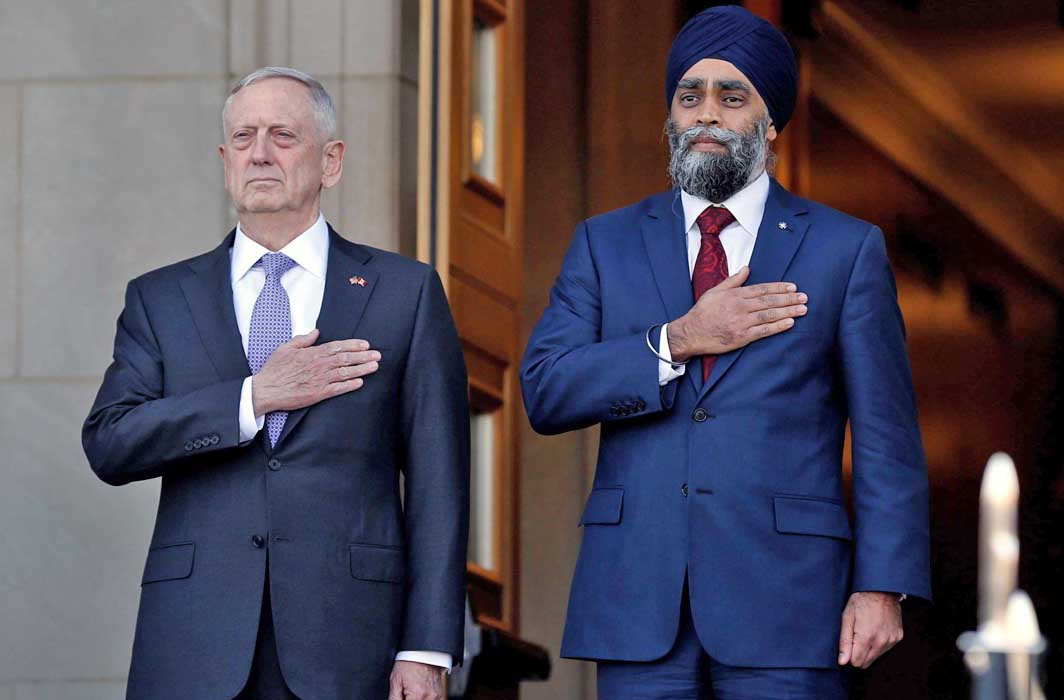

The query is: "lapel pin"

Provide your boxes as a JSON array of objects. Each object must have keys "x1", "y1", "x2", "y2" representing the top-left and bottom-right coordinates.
[
  {"x1": 777, "y1": 221, "x2": 789, "y2": 230},
  {"x1": 349, "y1": 275, "x2": 367, "y2": 287}
]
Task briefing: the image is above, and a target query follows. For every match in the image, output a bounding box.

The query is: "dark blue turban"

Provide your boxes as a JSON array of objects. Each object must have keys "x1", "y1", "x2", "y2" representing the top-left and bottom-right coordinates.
[{"x1": 665, "y1": 5, "x2": 797, "y2": 132}]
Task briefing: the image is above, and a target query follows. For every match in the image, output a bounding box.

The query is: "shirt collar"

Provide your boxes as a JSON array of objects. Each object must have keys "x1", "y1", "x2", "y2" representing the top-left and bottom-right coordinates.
[
  {"x1": 231, "y1": 212, "x2": 329, "y2": 283},
  {"x1": 680, "y1": 169, "x2": 770, "y2": 239}
]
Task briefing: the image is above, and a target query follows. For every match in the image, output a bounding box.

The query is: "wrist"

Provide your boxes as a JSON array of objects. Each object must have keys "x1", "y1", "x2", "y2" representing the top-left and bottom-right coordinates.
[
  {"x1": 857, "y1": 590, "x2": 906, "y2": 605},
  {"x1": 667, "y1": 318, "x2": 695, "y2": 362},
  {"x1": 251, "y1": 375, "x2": 272, "y2": 416}
]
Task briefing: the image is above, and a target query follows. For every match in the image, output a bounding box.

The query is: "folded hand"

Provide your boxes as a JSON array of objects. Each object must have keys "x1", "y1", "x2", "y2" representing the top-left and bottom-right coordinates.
[
  {"x1": 838, "y1": 591, "x2": 903, "y2": 668},
  {"x1": 388, "y1": 660, "x2": 444, "y2": 700}
]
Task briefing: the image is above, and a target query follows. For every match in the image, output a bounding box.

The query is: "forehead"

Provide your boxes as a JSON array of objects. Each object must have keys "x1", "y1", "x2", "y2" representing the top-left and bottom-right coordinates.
[
  {"x1": 678, "y1": 58, "x2": 765, "y2": 100},
  {"x1": 227, "y1": 78, "x2": 314, "y2": 124}
]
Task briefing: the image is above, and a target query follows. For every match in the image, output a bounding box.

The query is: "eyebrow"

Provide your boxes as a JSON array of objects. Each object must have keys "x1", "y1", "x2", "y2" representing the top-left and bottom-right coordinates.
[
  {"x1": 675, "y1": 77, "x2": 751, "y2": 94},
  {"x1": 714, "y1": 79, "x2": 751, "y2": 93},
  {"x1": 231, "y1": 123, "x2": 297, "y2": 134}
]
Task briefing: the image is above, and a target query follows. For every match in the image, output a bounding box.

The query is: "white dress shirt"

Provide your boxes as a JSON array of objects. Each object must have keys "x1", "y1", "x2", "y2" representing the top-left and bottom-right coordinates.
[
  {"x1": 231, "y1": 212, "x2": 452, "y2": 671},
  {"x1": 658, "y1": 171, "x2": 770, "y2": 385}
]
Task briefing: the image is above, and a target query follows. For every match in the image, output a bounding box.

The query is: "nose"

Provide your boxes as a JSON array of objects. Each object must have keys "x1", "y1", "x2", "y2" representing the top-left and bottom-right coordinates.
[
  {"x1": 250, "y1": 131, "x2": 272, "y2": 164},
  {"x1": 695, "y1": 102, "x2": 721, "y2": 127}
]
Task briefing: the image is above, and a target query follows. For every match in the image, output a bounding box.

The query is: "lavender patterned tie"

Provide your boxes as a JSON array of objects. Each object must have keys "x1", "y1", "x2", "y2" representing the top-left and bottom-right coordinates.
[{"x1": 247, "y1": 253, "x2": 298, "y2": 447}]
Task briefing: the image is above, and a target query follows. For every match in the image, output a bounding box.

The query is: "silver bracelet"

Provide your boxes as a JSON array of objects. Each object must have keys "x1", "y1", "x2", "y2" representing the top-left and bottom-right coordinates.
[{"x1": 645, "y1": 323, "x2": 687, "y2": 369}]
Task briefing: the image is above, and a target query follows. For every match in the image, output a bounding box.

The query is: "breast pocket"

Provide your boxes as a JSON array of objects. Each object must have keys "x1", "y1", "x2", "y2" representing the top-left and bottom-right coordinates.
[{"x1": 313, "y1": 346, "x2": 402, "y2": 443}]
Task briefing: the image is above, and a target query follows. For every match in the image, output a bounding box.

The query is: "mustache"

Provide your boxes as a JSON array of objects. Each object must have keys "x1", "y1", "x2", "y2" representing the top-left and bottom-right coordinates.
[{"x1": 672, "y1": 124, "x2": 745, "y2": 156}]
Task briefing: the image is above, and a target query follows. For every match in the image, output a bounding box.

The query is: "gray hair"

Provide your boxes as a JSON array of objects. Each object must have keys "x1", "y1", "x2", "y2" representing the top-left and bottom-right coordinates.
[
  {"x1": 222, "y1": 66, "x2": 337, "y2": 142},
  {"x1": 665, "y1": 114, "x2": 775, "y2": 203}
]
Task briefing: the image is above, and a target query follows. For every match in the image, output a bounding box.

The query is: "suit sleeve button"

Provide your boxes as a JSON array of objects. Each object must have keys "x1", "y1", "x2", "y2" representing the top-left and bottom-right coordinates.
[
  {"x1": 210, "y1": 435, "x2": 220, "y2": 445},
  {"x1": 268, "y1": 458, "x2": 282, "y2": 471},
  {"x1": 636, "y1": 400, "x2": 646, "y2": 411},
  {"x1": 692, "y1": 408, "x2": 708, "y2": 422}
]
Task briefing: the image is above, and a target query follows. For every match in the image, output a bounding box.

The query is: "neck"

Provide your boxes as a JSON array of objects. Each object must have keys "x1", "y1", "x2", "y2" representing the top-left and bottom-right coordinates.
[{"x1": 238, "y1": 206, "x2": 320, "y2": 251}]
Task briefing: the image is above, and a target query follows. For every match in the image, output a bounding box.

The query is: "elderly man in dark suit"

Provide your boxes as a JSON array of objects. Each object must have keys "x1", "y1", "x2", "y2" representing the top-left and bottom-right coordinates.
[{"x1": 83, "y1": 67, "x2": 469, "y2": 700}]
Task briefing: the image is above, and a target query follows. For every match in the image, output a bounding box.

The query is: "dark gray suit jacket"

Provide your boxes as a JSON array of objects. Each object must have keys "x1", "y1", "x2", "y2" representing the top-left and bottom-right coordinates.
[{"x1": 83, "y1": 226, "x2": 470, "y2": 700}]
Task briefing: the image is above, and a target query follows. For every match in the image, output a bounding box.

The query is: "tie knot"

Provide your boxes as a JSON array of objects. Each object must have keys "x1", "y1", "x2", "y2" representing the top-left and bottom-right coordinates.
[
  {"x1": 696, "y1": 206, "x2": 735, "y2": 237},
  {"x1": 257, "y1": 253, "x2": 297, "y2": 279}
]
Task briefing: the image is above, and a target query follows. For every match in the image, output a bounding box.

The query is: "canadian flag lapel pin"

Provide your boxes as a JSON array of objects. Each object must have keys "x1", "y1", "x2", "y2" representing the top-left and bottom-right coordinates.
[{"x1": 349, "y1": 275, "x2": 367, "y2": 287}]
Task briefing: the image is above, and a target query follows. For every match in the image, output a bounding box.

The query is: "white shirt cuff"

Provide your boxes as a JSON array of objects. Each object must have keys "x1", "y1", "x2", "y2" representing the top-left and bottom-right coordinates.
[
  {"x1": 658, "y1": 322, "x2": 686, "y2": 386},
  {"x1": 238, "y1": 376, "x2": 265, "y2": 443},
  {"x1": 395, "y1": 650, "x2": 453, "y2": 671}
]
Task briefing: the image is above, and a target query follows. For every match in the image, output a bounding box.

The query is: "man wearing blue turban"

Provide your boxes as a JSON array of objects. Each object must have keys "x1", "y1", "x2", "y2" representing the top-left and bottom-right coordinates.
[{"x1": 521, "y1": 5, "x2": 930, "y2": 699}]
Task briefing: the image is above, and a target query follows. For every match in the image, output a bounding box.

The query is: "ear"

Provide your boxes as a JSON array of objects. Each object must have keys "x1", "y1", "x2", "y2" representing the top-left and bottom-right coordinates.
[
  {"x1": 218, "y1": 144, "x2": 230, "y2": 180},
  {"x1": 766, "y1": 121, "x2": 778, "y2": 144},
  {"x1": 321, "y1": 140, "x2": 345, "y2": 189}
]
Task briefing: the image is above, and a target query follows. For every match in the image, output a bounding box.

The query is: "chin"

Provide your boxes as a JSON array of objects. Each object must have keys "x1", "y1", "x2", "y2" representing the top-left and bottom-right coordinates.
[{"x1": 241, "y1": 195, "x2": 286, "y2": 213}]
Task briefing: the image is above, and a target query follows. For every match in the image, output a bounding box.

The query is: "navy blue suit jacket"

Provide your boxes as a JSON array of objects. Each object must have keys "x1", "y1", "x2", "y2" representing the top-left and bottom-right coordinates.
[
  {"x1": 83, "y1": 227, "x2": 469, "y2": 699},
  {"x1": 521, "y1": 181, "x2": 931, "y2": 668}
]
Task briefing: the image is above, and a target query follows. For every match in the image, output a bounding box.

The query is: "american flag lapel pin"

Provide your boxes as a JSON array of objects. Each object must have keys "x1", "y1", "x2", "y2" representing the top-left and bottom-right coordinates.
[{"x1": 349, "y1": 275, "x2": 367, "y2": 287}]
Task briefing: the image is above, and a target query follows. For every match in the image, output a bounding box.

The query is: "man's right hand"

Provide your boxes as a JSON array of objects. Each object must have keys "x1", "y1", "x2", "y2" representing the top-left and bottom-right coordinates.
[
  {"x1": 667, "y1": 266, "x2": 808, "y2": 362},
  {"x1": 251, "y1": 329, "x2": 380, "y2": 415}
]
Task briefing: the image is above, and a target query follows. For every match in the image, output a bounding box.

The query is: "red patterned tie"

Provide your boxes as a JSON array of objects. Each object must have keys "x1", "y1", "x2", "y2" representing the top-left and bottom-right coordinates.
[{"x1": 692, "y1": 206, "x2": 735, "y2": 381}]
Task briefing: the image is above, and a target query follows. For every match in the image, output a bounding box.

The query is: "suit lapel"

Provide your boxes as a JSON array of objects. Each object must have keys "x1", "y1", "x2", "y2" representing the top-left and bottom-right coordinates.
[
  {"x1": 641, "y1": 191, "x2": 702, "y2": 395},
  {"x1": 180, "y1": 231, "x2": 251, "y2": 381},
  {"x1": 696, "y1": 180, "x2": 809, "y2": 404},
  {"x1": 273, "y1": 227, "x2": 378, "y2": 448}
]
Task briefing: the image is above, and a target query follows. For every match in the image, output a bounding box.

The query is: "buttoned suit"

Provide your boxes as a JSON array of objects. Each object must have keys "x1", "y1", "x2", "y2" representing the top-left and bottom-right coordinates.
[
  {"x1": 520, "y1": 180, "x2": 931, "y2": 669},
  {"x1": 83, "y1": 226, "x2": 469, "y2": 699}
]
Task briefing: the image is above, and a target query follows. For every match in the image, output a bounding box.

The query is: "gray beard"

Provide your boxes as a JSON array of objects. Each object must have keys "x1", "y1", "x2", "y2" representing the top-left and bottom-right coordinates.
[{"x1": 666, "y1": 116, "x2": 771, "y2": 203}]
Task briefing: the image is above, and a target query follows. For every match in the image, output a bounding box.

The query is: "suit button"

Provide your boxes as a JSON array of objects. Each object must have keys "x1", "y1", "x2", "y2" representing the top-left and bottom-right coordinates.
[
  {"x1": 251, "y1": 534, "x2": 265, "y2": 548},
  {"x1": 636, "y1": 400, "x2": 646, "y2": 411},
  {"x1": 692, "y1": 408, "x2": 708, "y2": 422},
  {"x1": 268, "y1": 458, "x2": 281, "y2": 471},
  {"x1": 184, "y1": 441, "x2": 194, "y2": 452},
  {"x1": 210, "y1": 435, "x2": 220, "y2": 445},
  {"x1": 681, "y1": 483, "x2": 688, "y2": 497}
]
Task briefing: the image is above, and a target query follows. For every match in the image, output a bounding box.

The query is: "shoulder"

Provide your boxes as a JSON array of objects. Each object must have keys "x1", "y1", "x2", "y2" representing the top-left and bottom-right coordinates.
[
  {"x1": 336, "y1": 238, "x2": 427, "y2": 274},
  {"x1": 552, "y1": 191, "x2": 676, "y2": 271},
  {"x1": 129, "y1": 237, "x2": 233, "y2": 295},
  {"x1": 584, "y1": 190, "x2": 674, "y2": 235}
]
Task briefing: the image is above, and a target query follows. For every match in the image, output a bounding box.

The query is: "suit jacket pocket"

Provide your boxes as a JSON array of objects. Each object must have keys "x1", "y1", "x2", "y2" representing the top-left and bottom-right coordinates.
[
  {"x1": 579, "y1": 487, "x2": 624, "y2": 525},
  {"x1": 349, "y1": 543, "x2": 404, "y2": 583},
  {"x1": 141, "y1": 541, "x2": 195, "y2": 585},
  {"x1": 773, "y1": 495, "x2": 853, "y2": 540}
]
